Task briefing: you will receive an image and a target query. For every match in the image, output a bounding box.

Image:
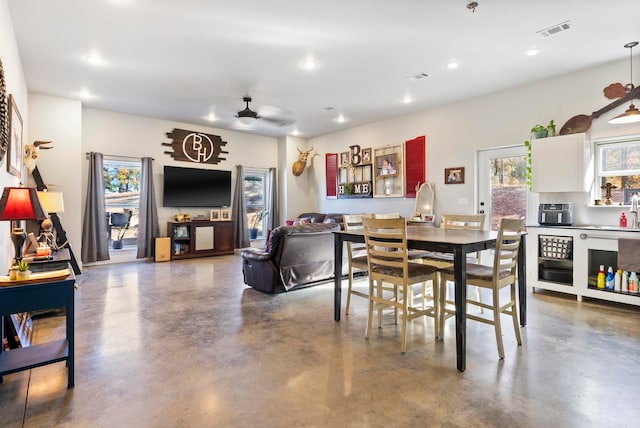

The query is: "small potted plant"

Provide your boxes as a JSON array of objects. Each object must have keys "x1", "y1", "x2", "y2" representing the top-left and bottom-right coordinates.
[
  {"x1": 525, "y1": 120, "x2": 557, "y2": 189},
  {"x1": 16, "y1": 259, "x2": 30, "y2": 281},
  {"x1": 249, "y1": 209, "x2": 268, "y2": 240},
  {"x1": 530, "y1": 120, "x2": 556, "y2": 139}
]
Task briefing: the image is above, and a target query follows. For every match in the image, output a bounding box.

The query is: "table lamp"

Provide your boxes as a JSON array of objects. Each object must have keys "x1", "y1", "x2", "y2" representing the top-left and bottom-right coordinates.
[
  {"x1": 37, "y1": 190, "x2": 65, "y2": 239},
  {"x1": 0, "y1": 187, "x2": 47, "y2": 262}
]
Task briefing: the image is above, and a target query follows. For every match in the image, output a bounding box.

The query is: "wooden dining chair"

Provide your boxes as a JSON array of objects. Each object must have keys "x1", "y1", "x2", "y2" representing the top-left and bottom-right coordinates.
[
  {"x1": 415, "y1": 214, "x2": 486, "y2": 312},
  {"x1": 373, "y1": 212, "x2": 401, "y2": 219},
  {"x1": 362, "y1": 217, "x2": 442, "y2": 353},
  {"x1": 439, "y1": 217, "x2": 524, "y2": 359},
  {"x1": 343, "y1": 214, "x2": 372, "y2": 315},
  {"x1": 419, "y1": 213, "x2": 486, "y2": 265},
  {"x1": 373, "y1": 212, "x2": 438, "y2": 312}
]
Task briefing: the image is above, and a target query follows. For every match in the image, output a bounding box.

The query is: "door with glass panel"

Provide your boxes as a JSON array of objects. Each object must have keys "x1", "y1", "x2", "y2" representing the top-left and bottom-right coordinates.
[{"x1": 477, "y1": 146, "x2": 532, "y2": 231}]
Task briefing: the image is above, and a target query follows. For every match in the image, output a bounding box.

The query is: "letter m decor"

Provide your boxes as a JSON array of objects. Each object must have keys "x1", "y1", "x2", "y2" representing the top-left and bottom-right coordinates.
[{"x1": 163, "y1": 128, "x2": 229, "y2": 164}]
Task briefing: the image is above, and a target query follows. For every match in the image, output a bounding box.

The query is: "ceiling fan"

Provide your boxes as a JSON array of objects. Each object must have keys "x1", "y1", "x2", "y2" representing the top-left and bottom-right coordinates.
[{"x1": 234, "y1": 96, "x2": 294, "y2": 127}]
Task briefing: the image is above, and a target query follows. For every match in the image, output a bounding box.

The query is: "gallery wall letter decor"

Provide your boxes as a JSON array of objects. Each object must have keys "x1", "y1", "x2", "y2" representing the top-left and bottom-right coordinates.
[
  {"x1": 0, "y1": 57, "x2": 8, "y2": 163},
  {"x1": 163, "y1": 128, "x2": 229, "y2": 164}
]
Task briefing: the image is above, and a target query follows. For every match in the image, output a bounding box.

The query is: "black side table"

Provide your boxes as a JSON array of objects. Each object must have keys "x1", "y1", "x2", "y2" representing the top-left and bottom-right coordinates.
[{"x1": 0, "y1": 268, "x2": 75, "y2": 389}]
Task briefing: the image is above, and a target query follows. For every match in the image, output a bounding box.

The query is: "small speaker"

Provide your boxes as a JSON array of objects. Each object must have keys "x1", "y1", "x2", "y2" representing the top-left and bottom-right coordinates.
[{"x1": 155, "y1": 237, "x2": 171, "y2": 262}]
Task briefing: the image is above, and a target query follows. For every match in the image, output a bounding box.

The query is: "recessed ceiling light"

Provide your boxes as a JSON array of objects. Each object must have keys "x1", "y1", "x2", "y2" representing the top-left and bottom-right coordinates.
[
  {"x1": 334, "y1": 114, "x2": 346, "y2": 123},
  {"x1": 206, "y1": 113, "x2": 217, "y2": 122},
  {"x1": 77, "y1": 88, "x2": 92, "y2": 99},
  {"x1": 526, "y1": 48, "x2": 539, "y2": 56},
  {"x1": 84, "y1": 55, "x2": 104, "y2": 66},
  {"x1": 403, "y1": 95, "x2": 413, "y2": 104},
  {"x1": 447, "y1": 61, "x2": 459, "y2": 70},
  {"x1": 301, "y1": 59, "x2": 318, "y2": 70},
  {"x1": 291, "y1": 129, "x2": 300, "y2": 136}
]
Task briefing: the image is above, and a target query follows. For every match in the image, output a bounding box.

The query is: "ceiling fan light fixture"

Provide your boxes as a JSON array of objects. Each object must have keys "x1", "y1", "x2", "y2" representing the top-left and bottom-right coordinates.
[
  {"x1": 608, "y1": 103, "x2": 640, "y2": 124},
  {"x1": 238, "y1": 116, "x2": 257, "y2": 126},
  {"x1": 235, "y1": 96, "x2": 260, "y2": 125}
]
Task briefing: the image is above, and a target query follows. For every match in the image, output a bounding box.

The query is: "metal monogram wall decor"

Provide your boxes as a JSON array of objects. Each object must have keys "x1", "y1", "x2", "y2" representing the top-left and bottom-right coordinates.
[{"x1": 163, "y1": 128, "x2": 228, "y2": 164}]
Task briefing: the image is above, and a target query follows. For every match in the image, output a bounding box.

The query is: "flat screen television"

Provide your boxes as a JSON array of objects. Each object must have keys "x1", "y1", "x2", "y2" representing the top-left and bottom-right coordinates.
[{"x1": 163, "y1": 165, "x2": 232, "y2": 207}]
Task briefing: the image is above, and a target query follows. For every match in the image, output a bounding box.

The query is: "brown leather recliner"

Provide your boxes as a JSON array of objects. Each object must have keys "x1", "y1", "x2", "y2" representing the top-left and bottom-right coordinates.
[{"x1": 241, "y1": 222, "x2": 346, "y2": 293}]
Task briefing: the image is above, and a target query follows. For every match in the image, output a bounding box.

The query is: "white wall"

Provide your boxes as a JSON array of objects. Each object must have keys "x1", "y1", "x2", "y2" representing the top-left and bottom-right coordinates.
[
  {"x1": 309, "y1": 58, "x2": 640, "y2": 226},
  {"x1": 27, "y1": 94, "x2": 82, "y2": 263},
  {"x1": 82, "y1": 108, "x2": 278, "y2": 233},
  {"x1": 0, "y1": 0, "x2": 28, "y2": 271},
  {"x1": 278, "y1": 136, "x2": 318, "y2": 222}
]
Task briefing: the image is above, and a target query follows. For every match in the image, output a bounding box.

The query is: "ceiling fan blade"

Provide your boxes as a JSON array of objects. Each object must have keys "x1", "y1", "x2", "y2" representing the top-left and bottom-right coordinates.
[{"x1": 260, "y1": 116, "x2": 296, "y2": 127}]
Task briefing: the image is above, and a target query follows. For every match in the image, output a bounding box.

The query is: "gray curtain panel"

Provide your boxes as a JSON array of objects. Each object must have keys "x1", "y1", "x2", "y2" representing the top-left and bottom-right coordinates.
[
  {"x1": 267, "y1": 167, "x2": 278, "y2": 230},
  {"x1": 232, "y1": 164, "x2": 249, "y2": 248},
  {"x1": 81, "y1": 152, "x2": 110, "y2": 263},
  {"x1": 137, "y1": 157, "x2": 160, "y2": 258}
]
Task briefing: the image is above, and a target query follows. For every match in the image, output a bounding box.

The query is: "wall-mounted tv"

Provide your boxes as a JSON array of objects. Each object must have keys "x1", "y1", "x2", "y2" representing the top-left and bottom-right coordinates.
[{"x1": 163, "y1": 165, "x2": 232, "y2": 207}]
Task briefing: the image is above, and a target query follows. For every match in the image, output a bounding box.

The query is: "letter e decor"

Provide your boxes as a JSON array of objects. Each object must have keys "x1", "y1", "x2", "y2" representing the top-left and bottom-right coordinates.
[{"x1": 163, "y1": 128, "x2": 229, "y2": 165}]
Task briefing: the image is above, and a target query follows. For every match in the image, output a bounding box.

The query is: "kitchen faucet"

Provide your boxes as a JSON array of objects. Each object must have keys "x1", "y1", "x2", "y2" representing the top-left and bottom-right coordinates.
[{"x1": 630, "y1": 194, "x2": 639, "y2": 228}]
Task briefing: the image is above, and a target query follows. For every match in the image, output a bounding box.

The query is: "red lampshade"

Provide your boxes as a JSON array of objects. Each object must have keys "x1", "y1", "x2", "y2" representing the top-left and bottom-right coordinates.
[{"x1": 0, "y1": 187, "x2": 47, "y2": 221}]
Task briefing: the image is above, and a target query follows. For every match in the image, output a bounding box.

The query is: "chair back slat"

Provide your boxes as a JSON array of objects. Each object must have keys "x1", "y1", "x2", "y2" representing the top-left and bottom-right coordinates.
[
  {"x1": 442, "y1": 213, "x2": 485, "y2": 230},
  {"x1": 343, "y1": 214, "x2": 372, "y2": 257},
  {"x1": 362, "y1": 217, "x2": 409, "y2": 276},
  {"x1": 492, "y1": 218, "x2": 524, "y2": 282}
]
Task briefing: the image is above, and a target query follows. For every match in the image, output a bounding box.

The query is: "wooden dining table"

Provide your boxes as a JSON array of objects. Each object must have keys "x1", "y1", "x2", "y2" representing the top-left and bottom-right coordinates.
[{"x1": 333, "y1": 226, "x2": 527, "y2": 372}]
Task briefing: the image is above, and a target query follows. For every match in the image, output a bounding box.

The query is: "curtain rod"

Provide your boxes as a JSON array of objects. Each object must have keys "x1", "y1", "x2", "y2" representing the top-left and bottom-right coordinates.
[{"x1": 85, "y1": 152, "x2": 154, "y2": 161}]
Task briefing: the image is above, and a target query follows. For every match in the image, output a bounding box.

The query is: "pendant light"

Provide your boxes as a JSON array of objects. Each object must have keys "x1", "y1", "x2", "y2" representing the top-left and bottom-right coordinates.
[{"x1": 609, "y1": 41, "x2": 640, "y2": 124}]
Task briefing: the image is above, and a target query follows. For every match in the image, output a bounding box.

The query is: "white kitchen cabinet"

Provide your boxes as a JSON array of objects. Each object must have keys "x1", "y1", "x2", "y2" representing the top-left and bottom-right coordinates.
[
  {"x1": 531, "y1": 133, "x2": 590, "y2": 193},
  {"x1": 527, "y1": 225, "x2": 640, "y2": 306}
]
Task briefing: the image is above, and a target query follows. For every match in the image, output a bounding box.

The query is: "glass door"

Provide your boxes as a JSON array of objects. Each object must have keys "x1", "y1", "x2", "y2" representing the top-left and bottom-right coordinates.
[{"x1": 477, "y1": 145, "x2": 536, "y2": 231}]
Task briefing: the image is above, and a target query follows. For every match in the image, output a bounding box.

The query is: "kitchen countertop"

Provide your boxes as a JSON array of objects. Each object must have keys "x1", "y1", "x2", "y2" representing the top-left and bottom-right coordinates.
[{"x1": 528, "y1": 224, "x2": 640, "y2": 232}]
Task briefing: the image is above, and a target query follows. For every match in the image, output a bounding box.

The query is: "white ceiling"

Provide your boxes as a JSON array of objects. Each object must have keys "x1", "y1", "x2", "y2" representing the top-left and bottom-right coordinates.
[{"x1": 7, "y1": 0, "x2": 640, "y2": 138}]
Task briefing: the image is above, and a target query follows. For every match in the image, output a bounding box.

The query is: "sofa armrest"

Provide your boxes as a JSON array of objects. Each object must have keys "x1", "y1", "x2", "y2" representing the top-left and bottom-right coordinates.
[{"x1": 241, "y1": 247, "x2": 270, "y2": 261}]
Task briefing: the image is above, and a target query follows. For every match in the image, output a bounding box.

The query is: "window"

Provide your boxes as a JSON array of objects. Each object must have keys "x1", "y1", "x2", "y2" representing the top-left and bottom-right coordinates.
[
  {"x1": 595, "y1": 135, "x2": 640, "y2": 205},
  {"x1": 243, "y1": 168, "x2": 270, "y2": 238},
  {"x1": 103, "y1": 158, "x2": 141, "y2": 243}
]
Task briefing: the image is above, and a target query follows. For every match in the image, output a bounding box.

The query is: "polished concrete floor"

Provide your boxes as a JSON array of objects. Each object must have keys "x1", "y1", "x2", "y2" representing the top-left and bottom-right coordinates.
[{"x1": 1, "y1": 254, "x2": 639, "y2": 427}]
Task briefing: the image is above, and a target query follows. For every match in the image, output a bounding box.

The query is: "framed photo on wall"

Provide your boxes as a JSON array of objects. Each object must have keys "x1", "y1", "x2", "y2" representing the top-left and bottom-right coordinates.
[
  {"x1": 361, "y1": 147, "x2": 372, "y2": 164},
  {"x1": 375, "y1": 153, "x2": 398, "y2": 177},
  {"x1": 221, "y1": 208, "x2": 231, "y2": 220},
  {"x1": 445, "y1": 167, "x2": 465, "y2": 184},
  {"x1": 7, "y1": 95, "x2": 22, "y2": 178},
  {"x1": 340, "y1": 151, "x2": 349, "y2": 166},
  {"x1": 209, "y1": 209, "x2": 221, "y2": 221}
]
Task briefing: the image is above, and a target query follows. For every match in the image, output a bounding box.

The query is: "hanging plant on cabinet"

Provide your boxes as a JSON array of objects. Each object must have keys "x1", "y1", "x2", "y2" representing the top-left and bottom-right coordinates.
[{"x1": 524, "y1": 120, "x2": 556, "y2": 189}]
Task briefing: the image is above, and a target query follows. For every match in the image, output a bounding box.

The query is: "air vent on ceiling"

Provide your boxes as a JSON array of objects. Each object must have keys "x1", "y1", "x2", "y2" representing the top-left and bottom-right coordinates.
[
  {"x1": 407, "y1": 72, "x2": 429, "y2": 81},
  {"x1": 536, "y1": 20, "x2": 572, "y2": 38},
  {"x1": 322, "y1": 106, "x2": 336, "y2": 111}
]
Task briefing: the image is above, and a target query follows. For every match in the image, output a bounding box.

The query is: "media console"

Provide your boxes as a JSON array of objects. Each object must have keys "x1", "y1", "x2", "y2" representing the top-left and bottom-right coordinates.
[{"x1": 168, "y1": 220, "x2": 234, "y2": 259}]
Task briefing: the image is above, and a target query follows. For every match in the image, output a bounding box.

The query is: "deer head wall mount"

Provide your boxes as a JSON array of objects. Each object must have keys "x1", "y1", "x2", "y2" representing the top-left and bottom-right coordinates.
[{"x1": 292, "y1": 146, "x2": 318, "y2": 176}]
